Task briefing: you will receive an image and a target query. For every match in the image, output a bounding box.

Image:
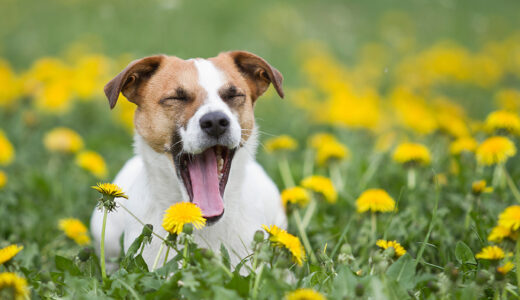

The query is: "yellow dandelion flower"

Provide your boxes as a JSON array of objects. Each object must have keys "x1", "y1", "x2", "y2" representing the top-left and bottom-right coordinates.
[
  {"x1": 76, "y1": 150, "x2": 108, "y2": 178},
  {"x1": 0, "y1": 245, "x2": 23, "y2": 265},
  {"x1": 315, "y1": 141, "x2": 350, "y2": 166},
  {"x1": 0, "y1": 171, "x2": 6, "y2": 189},
  {"x1": 0, "y1": 272, "x2": 29, "y2": 300},
  {"x1": 281, "y1": 186, "x2": 311, "y2": 208},
  {"x1": 162, "y1": 202, "x2": 206, "y2": 235},
  {"x1": 471, "y1": 180, "x2": 493, "y2": 196},
  {"x1": 497, "y1": 262, "x2": 514, "y2": 275},
  {"x1": 301, "y1": 175, "x2": 337, "y2": 204},
  {"x1": 263, "y1": 224, "x2": 306, "y2": 266},
  {"x1": 59, "y1": 218, "x2": 91, "y2": 245},
  {"x1": 488, "y1": 225, "x2": 514, "y2": 243},
  {"x1": 392, "y1": 142, "x2": 431, "y2": 166},
  {"x1": 34, "y1": 80, "x2": 73, "y2": 113},
  {"x1": 498, "y1": 205, "x2": 520, "y2": 231},
  {"x1": 475, "y1": 245, "x2": 505, "y2": 260},
  {"x1": 485, "y1": 110, "x2": 520, "y2": 135},
  {"x1": 286, "y1": 288, "x2": 325, "y2": 300},
  {"x1": 92, "y1": 183, "x2": 128, "y2": 199},
  {"x1": 356, "y1": 189, "x2": 395, "y2": 213},
  {"x1": 264, "y1": 135, "x2": 298, "y2": 153},
  {"x1": 0, "y1": 60, "x2": 23, "y2": 107},
  {"x1": 476, "y1": 136, "x2": 516, "y2": 166},
  {"x1": 43, "y1": 127, "x2": 84, "y2": 154},
  {"x1": 376, "y1": 240, "x2": 406, "y2": 257},
  {"x1": 309, "y1": 132, "x2": 337, "y2": 149},
  {"x1": 0, "y1": 130, "x2": 15, "y2": 166},
  {"x1": 449, "y1": 137, "x2": 478, "y2": 155}
]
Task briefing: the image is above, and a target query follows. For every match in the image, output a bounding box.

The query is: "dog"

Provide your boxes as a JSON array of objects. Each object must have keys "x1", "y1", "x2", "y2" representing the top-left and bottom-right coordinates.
[{"x1": 90, "y1": 51, "x2": 287, "y2": 270}]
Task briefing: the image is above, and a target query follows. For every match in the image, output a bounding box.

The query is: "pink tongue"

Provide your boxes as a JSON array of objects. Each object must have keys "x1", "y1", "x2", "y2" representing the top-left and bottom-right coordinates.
[{"x1": 187, "y1": 149, "x2": 224, "y2": 218}]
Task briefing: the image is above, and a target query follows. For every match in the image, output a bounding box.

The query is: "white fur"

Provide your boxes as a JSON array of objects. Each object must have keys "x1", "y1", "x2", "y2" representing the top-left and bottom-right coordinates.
[
  {"x1": 90, "y1": 60, "x2": 287, "y2": 271},
  {"x1": 180, "y1": 59, "x2": 242, "y2": 153}
]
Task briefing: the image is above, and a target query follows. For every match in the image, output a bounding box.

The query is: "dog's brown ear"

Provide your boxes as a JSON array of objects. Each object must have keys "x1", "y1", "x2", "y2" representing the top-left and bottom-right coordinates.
[
  {"x1": 104, "y1": 55, "x2": 164, "y2": 109},
  {"x1": 228, "y1": 51, "x2": 284, "y2": 101}
]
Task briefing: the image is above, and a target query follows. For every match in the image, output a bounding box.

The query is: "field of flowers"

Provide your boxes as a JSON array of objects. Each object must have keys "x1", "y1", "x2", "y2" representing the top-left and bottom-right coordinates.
[{"x1": 2, "y1": 0, "x2": 520, "y2": 299}]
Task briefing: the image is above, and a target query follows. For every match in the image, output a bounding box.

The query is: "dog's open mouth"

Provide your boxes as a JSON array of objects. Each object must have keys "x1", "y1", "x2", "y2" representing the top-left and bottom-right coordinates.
[{"x1": 176, "y1": 146, "x2": 235, "y2": 223}]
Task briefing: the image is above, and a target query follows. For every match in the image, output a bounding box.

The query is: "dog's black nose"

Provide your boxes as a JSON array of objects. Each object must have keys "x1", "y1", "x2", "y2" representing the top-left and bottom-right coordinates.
[{"x1": 199, "y1": 111, "x2": 230, "y2": 138}]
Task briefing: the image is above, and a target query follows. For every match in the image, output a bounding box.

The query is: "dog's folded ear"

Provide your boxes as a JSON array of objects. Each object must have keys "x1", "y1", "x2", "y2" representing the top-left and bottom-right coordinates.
[
  {"x1": 227, "y1": 51, "x2": 284, "y2": 101},
  {"x1": 104, "y1": 55, "x2": 164, "y2": 109}
]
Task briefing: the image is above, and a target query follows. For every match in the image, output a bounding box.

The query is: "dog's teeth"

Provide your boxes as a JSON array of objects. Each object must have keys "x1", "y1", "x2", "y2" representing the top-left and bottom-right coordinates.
[{"x1": 217, "y1": 157, "x2": 224, "y2": 174}]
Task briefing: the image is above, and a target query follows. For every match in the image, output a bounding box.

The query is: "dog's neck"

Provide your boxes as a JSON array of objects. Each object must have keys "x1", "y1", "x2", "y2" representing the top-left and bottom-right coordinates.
[{"x1": 132, "y1": 128, "x2": 259, "y2": 210}]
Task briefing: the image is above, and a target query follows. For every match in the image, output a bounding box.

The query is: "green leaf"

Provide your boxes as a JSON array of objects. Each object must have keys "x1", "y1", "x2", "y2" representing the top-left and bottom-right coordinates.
[
  {"x1": 455, "y1": 241, "x2": 476, "y2": 265},
  {"x1": 330, "y1": 266, "x2": 358, "y2": 298},
  {"x1": 386, "y1": 254, "x2": 416, "y2": 290},
  {"x1": 220, "y1": 244, "x2": 231, "y2": 270},
  {"x1": 212, "y1": 286, "x2": 241, "y2": 300},
  {"x1": 55, "y1": 255, "x2": 82, "y2": 276}
]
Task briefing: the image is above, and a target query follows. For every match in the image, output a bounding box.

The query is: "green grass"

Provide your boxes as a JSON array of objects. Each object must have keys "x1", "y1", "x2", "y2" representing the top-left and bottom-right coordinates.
[{"x1": 2, "y1": 0, "x2": 520, "y2": 299}]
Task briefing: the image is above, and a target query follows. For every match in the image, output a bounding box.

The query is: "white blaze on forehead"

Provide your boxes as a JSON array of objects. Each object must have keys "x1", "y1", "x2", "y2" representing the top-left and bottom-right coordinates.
[
  {"x1": 179, "y1": 58, "x2": 242, "y2": 154},
  {"x1": 193, "y1": 59, "x2": 225, "y2": 101}
]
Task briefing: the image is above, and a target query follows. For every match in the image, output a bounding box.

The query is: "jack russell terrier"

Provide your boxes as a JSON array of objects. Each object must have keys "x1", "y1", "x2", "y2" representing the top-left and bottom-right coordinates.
[{"x1": 90, "y1": 51, "x2": 287, "y2": 269}]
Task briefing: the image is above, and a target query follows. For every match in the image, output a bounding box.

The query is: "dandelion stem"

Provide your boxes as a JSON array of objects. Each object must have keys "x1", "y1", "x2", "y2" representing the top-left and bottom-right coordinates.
[
  {"x1": 371, "y1": 212, "x2": 377, "y2": 243},
  {"x1": 152, "y1": 234, "x2": 168, "y2": 270},
  {"x1": 251, "y1": 263, "x2": 264, "y2": 299},
  {"x1": 294, "y1": 209, "x2": 317, "y2": 264},
  {"x1": 183, "y1": 238, "x2": 189, "y2": 268},
  {"x1": 330, "y1": 163, "x2": 344, "y2": 192},
  {"x1": 302, "y1": 198, "x2": 317, "y2": 228},
  {"x1": 163, "y1": 245, "x2": 170, "y2": 266},
  {"x1": 503, "y1": 165, "x2": 520, "y2": 204},
  {"x1": 407, "y1": 168, "x2": 416, "y2": 190},
  {"x1": 279, "y1": 156, "x2": 295, "y2": 188},
  {"x1": 493, "y1": 164, "x2": 505, "y2": 189},
  {"x1": 100, "y1": 207, "x2": 108, "y2": 281},
  {"x1": 303, "y1": 149, "x2": 314, "y2": 178},
  {"x1": 152, "y1": 241, "x2": 165, "y2": 271}
]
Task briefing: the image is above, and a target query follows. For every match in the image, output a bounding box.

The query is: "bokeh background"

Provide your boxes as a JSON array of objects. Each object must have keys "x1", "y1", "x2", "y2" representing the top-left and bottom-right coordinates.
[{"x1": 2, "y1": 0, "x2": 520, "y2": 297}]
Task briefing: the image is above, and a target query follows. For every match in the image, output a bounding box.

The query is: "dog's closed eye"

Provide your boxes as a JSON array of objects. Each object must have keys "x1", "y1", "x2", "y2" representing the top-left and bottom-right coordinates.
[
  {"x1": 160, "y1": 87, "x2": 191, "y2": 104},
  {"x1": 220, "y1": 85, "x2": 245, "y2": 102}
]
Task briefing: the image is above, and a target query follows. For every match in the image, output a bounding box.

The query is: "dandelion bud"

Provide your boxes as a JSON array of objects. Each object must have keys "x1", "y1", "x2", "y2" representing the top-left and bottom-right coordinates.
[
  {"x1": 355, "y1": 283, "x2": 364, "y2": 297},
  {"x1": 183, "y1": 223, "x2": 194, "y2": 235},
  {"x1": 142, "y1": 224, "x2": 153, "y2": 238},
  {"x1": 383, "y1": 246, "x2": 395, "y2": 258},
  {"x1": 254, "y1": 230, "x2": 264, "y2": 243},
  {"x1": 340, "y1": 243, "x2": 352, "y2": 255},
  {"x1": 167, "y1": 232, "x2": 177, "y2": 242},
  {"x1": 78, "y1": 247, "x2": 92, "y2": 262},
  {"x1": 201, "y1": 248, "x2": 214, "y2": 259}
]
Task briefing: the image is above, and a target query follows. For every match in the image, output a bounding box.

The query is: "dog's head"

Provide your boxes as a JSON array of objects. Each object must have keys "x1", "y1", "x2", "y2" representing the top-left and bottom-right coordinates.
[{"x1": 104, "y1": 51, "x2": 284, "y2": 223}]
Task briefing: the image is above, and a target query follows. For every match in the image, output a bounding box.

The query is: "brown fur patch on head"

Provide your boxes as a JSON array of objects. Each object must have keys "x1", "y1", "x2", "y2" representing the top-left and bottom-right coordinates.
[
  {"x1": 210, "y1": 51, "x2": 284, "y2": 144},
  {"x1": 133, "y1": 57, "x2": 205, "y2": 153}
]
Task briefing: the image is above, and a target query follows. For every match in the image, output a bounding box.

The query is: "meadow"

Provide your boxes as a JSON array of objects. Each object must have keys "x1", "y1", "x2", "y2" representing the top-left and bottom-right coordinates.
[{"x1": 2, "y1": 0, "x2": 520, "y2": 299}]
